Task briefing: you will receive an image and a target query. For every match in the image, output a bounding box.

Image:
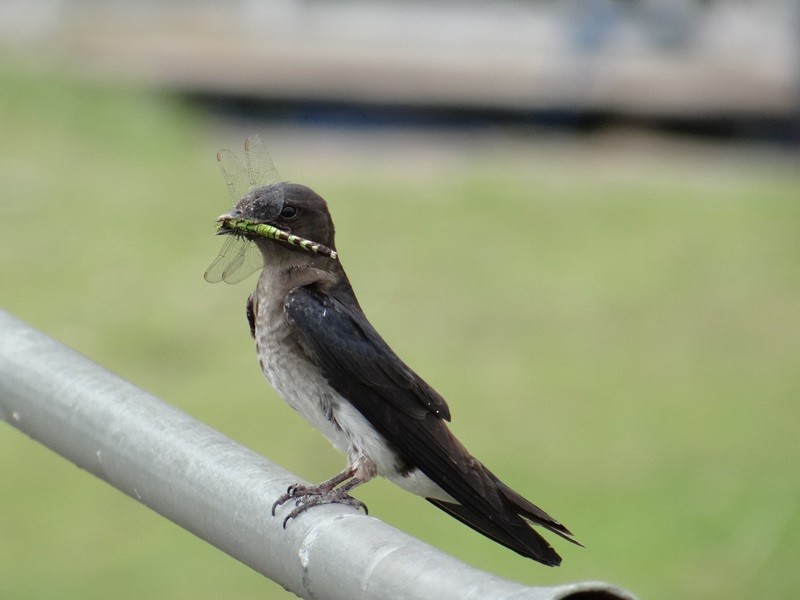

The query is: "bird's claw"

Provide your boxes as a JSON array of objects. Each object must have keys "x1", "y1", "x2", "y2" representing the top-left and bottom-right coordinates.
[
  {"x1": 272, "y1": 482, "x2": 368, "y2": 527},
  {"x1": 271, "y1": 484, "x2": 301, "y2": 516}
]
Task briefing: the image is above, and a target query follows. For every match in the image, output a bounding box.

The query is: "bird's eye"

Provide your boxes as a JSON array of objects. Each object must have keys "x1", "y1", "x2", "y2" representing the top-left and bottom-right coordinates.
[{"x1": 280, "y1": 205, "x2": 298, "y2": 220}]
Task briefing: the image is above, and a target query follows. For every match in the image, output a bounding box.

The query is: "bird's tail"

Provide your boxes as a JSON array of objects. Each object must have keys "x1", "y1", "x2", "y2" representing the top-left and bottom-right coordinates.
[
  {"x1": 497, "y1": 480, "x2": 582, "y2": 547},
  {"x1": 427, "y1": 470, "x2": 581, "y2": 567}
]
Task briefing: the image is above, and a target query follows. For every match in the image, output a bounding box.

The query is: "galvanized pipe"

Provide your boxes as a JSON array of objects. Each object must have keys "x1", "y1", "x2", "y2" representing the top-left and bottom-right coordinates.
[{"x1": 0, "y1": 309, "x2": 636, "y2": 600}]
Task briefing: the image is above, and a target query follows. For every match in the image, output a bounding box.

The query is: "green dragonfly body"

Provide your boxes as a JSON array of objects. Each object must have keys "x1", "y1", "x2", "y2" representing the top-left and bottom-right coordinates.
[{"x1": 216, "y1": 216, "x2": 337, "y2": 259}]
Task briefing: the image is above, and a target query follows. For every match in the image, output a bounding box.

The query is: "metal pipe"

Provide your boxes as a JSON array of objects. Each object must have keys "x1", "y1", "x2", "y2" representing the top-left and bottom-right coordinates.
[{"x1": 0, "y1": 309, "x2": 636, "y2": 600}]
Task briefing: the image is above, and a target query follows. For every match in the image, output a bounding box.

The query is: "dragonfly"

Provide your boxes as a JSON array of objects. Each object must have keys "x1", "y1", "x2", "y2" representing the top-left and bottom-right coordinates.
[{"x1": 204, "y1": 135, "x2": 337, "y2": 285}]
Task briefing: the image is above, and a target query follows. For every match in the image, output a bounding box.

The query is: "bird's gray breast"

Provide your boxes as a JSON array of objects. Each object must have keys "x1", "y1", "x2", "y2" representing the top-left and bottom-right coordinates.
[{"x1": 253, "y1": 283, "x2": 350, "y2": 453}]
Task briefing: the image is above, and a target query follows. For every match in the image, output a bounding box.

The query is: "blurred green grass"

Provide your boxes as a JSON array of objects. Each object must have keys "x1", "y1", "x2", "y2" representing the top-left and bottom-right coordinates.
[{"x1": 1, "y1": 62, "x2": 799, "y2": 599}]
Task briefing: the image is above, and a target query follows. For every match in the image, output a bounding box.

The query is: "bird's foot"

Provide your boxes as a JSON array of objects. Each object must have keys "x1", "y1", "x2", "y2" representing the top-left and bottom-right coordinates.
[{"x1": 272, "y1": 482, "x2": 368, "y2": 527}]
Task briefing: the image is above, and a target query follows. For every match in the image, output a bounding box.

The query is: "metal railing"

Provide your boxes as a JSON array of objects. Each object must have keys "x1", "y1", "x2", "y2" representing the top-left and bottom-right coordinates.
[{"x1": 0, "y1": 309, "x2": 636, "y2": 600}]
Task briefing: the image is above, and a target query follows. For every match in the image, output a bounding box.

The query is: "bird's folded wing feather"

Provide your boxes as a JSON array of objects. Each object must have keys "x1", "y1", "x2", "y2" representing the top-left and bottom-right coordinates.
[
  {"x1": 284, "y1": 285, "x2": 451, "y2": 422},
  {"x1": 284, "y1": 285, "x2": 509, "y2": 510}
]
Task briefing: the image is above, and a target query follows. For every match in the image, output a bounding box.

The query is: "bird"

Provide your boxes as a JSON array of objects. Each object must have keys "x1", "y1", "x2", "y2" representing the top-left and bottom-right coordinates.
[{"x1": 206, "y1": 137, "x2": 580, "y2": 566}]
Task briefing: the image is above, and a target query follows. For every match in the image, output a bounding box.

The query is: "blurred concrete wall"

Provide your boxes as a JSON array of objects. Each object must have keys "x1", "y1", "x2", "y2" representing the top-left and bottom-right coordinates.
[{"x1": 2, "y1": 0, "x2": 798, "y2": 118}]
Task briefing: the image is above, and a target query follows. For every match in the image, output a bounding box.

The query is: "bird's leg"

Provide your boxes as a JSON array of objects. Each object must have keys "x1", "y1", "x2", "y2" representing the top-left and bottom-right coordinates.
[{"x1": 272, "y1": 467, "x2": 368, "y2": 527}]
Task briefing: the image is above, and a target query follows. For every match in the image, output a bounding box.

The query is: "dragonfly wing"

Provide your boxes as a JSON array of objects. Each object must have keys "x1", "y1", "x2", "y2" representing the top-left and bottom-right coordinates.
[
  {"x1": 206, "y1": 237, "x2": 263, "y2": 285},
  {"x1": 217, "y1": 149, "x2": 250, "y2": 205},
  {"x1": 222, "y1": 240, "x2": 263, "y2": 284},
  {"x1": 206, "y1": 136, "x2": 276, "y2": 285},
  {"x1": 245, "y1": 135, "x2": 281, "y2": 189},
  {"x1": 205, "y1": 236, "x2": 240, "y2": 283},
  {"x1": 205, "y1": 236, "x2": 261, "y2": 284}
]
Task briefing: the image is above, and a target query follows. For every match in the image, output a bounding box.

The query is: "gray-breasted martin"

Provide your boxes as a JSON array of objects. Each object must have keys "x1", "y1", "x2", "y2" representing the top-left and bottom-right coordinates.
[{"x1": 206, "y1": 137, "x2": 579, "y2": 566}]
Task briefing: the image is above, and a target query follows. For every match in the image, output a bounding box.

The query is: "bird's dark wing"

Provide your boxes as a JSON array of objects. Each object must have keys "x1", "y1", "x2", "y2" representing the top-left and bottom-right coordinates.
[
  {"x1": 285, "y1": 285, "x2": 450, "y2": 421},
  {"x1": 247, "y1": 293, "x2": 256, "y2": 338},
  {"x1": 284, "y1": 285, "x2": 578, "y2": 565}
]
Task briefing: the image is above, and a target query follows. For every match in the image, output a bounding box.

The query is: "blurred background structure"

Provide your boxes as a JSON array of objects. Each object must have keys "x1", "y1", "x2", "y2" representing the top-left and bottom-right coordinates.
[
  {"x1": 2, "y1": 0, "x2": 799, "y2": 128},
  {"x1": 1, "y1": 2, "x2": 799, "y2": 600}
]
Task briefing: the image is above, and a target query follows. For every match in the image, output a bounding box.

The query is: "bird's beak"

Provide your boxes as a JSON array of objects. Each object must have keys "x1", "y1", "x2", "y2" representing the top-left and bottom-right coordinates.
[
  {"x1": 214, "y1": 213, "x2": 338, "y2": 259},
  {"x1": 214, "y1": 213, "x2": 235, "y2": 235}
]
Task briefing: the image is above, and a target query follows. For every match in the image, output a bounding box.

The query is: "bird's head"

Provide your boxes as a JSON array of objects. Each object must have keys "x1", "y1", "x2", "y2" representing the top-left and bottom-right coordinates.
[{"x1": 216, "y1": 182, "x2": 338, "y2": 260}]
